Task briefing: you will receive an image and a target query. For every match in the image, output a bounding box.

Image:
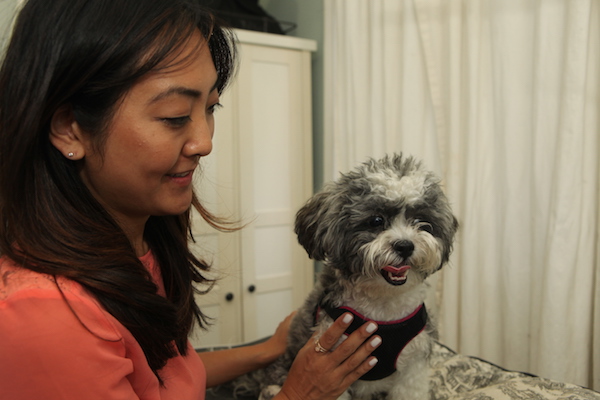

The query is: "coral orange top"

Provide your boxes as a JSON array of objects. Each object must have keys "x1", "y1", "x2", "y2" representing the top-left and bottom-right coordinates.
[{"x1": 0, "y1": 252, "x2": 206, "y2": 400}]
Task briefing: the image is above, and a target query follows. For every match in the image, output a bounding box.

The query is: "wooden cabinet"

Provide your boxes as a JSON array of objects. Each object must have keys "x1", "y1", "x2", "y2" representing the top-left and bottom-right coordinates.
[{"x1": 189, "y1": 30, "x2": 317, "y2": 348}]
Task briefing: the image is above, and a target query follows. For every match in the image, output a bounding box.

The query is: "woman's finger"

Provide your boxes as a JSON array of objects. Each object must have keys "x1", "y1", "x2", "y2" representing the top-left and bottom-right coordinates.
[
  {"x1": 318, "y1": 315, "x2": 378, "y2": 365},
  {"x1": 338, "y1": 335, "x2": 381, "y2": 386},
  {"x1": 281, "y1": 314, "x2": 382, "y2": 400},
  {"x1": 313, "y1": 312, "x2": 356, "y2": 352},
  {"x1": 311, "y1": 313, "x2": 382, "y2": 378}
]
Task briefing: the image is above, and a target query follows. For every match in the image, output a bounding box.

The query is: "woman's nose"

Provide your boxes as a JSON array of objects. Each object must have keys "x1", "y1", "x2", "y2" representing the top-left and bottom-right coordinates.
[{"x1": 183, "y1": 118, "x2": 213, "y2": 157}]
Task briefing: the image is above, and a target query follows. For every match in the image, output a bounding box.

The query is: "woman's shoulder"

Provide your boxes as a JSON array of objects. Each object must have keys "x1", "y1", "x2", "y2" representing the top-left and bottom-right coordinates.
[
  {"x1": 1, "y1": 255, "x2": 90, "y2": 299},
  {"x1": 1, "y1": 256, "x2": 64, "y2": 294},
  {"x1": 0, "y1": 256, "x2": 161, "y2": 399},
  {"x1": 0, "y1": 255, "x2": 123, "y2": 342}
]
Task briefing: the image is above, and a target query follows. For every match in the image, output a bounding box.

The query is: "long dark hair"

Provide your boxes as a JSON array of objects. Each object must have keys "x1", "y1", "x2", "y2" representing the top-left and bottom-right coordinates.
[{"x1": 0, "y1": 0, "x2": 237, "y2": 381}]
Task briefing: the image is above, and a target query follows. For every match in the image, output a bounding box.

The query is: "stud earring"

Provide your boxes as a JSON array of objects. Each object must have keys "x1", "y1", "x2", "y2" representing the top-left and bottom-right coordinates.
[{"x1": 67, "y1": 152, "x2": 74, "y2": 158}]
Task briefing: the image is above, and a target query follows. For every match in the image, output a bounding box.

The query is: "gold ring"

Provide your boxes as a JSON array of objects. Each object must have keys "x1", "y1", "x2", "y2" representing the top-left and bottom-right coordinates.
[{"x1": 314, "y1": 338, "x2": 329, "y2": 353}]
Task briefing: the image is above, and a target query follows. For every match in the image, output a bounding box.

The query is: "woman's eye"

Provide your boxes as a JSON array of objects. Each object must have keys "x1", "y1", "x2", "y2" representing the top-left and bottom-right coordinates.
[
  {"x1": 369, "y1": 216, "x2": 385, "y2": 228},
  {"x1": 162, "y1": 116, "x2": 191, "y2": 127},
  {"x1": 208, "y1": 102, "x2": 223, "y2": 114}
]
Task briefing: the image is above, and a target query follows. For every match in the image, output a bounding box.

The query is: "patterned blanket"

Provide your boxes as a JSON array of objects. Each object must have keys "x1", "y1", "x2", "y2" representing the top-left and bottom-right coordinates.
[
  {"x1": 430, "y1": 342, "x2": 599, "y2": 400},
  {"x1": 204, "y1": 341, "x2": 600, "y2": 400}
]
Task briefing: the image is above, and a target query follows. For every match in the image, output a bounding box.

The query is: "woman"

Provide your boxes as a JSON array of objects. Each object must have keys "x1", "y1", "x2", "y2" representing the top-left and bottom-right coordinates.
[{"x1": 0, "y1": 0, "x2": 381, "y2": 399}]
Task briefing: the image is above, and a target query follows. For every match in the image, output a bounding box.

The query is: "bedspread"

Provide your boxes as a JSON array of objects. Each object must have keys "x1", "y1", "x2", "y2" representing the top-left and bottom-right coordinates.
[
  {"x1": 203, "y1": 341, "x2": 600, "y2": 400},
  {"x1": 430, "y1": 342, "x2": 599, "y2": 400}
]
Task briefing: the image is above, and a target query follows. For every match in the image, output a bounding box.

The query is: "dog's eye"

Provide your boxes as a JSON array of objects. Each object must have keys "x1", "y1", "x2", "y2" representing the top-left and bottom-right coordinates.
[
  {"x1": 415, "y1": 219, "x2": 434, "y2": 234},
  {"x1": 369, "y1": 216, "x2": 385, "y2": 228}
]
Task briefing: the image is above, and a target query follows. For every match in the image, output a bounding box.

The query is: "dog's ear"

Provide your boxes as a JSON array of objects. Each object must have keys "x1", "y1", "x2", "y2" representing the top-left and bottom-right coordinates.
[
  {"x1": 294, "y1": 190, "x2": 334, "y2": 261},
  {"x1": 437, "y1": 213, "x2": 459, "y2": 270}
]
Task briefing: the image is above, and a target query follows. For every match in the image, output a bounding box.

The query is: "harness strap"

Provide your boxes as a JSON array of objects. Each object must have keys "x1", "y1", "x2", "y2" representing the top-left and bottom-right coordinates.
[{"x1": 319, "y1": 303, "x2": 428, "y2": 381}]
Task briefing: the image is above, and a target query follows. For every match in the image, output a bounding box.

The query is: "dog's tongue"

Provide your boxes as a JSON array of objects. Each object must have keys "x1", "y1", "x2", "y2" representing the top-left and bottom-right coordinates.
[{"x1": 383, "y1": 265, "x2": 411, "y2": 280}]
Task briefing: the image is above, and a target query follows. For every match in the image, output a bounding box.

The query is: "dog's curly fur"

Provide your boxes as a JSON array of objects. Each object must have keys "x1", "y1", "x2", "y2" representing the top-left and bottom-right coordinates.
[{"x1": 233, "y1": 154, "x2": 458, "y2": 400}]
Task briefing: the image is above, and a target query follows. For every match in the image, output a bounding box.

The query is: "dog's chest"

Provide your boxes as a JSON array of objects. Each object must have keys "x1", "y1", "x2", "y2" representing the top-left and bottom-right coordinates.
[{"x1": 316, "y1": 303, "x2": 427, "y2": 381}]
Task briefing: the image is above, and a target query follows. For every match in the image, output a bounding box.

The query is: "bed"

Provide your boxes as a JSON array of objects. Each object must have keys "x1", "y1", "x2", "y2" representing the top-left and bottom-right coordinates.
[{"x1": 202, "y1": 340, "x2": 600, "y2": 400}]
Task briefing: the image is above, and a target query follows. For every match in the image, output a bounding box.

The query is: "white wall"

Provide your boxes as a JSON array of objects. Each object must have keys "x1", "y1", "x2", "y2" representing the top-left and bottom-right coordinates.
[{"x1": 0, "y1": 0, "x2": 18, "y2": 51}]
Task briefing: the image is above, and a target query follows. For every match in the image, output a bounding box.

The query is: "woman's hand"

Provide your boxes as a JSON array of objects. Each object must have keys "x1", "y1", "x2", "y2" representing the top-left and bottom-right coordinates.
[
  {"x1": 275, "y1": 313, "x2": 381, "y2": 400},
  {"x1": 262, "y1": 311, "x2": 296, "y2": 362},
  {"x1": 199, "y1": 312, "x2": 296, "y2": 387}
]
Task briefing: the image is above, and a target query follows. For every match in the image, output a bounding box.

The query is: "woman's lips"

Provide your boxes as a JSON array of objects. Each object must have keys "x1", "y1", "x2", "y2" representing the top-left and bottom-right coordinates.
[{"x1": 166, "y1": 170, "x2": 194, "y2": 185}]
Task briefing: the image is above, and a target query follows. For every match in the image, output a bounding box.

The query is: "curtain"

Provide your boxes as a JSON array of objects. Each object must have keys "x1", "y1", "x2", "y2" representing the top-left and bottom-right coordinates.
[{"x1": 324, "y1": 0, "x2": 599, "y2": 390}]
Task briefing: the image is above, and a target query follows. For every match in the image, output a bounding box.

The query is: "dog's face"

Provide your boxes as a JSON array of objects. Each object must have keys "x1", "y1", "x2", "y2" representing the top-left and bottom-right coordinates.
[{"x1": 295, "y1": 154, "x2": 458, "y2": 290}]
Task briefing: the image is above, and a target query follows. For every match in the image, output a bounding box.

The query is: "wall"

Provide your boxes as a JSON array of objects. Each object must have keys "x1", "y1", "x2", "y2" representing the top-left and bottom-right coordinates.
[
  {"x1": 0, "y1": 0, "x2": 18, "y2": 50},
  {"x1": 259, "y1": 0, "x2": 325, "y2": 190}
]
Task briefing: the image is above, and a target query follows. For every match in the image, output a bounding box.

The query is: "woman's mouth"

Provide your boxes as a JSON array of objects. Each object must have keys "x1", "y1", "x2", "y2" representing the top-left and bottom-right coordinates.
[
  {"x1": 166, "y1": 170, "x2": 194, "y2": 185},
  {"x1": 168, "y1": 172, "x2": 190, "y2": 178}
]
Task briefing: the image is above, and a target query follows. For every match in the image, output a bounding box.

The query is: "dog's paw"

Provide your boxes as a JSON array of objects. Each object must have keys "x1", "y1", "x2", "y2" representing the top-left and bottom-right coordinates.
[{"x1": 259, "y1": 385, "x2": 282, "y2": 400}]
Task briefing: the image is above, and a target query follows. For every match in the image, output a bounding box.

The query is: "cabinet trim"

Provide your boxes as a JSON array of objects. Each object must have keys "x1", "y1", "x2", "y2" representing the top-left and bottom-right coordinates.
[{"x1": 234, "y1": 29, "x2": 317, "y2": 52}]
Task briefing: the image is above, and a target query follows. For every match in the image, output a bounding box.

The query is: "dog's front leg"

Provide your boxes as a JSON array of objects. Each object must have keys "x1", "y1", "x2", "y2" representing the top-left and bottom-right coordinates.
[
  {"x1": 259, "y1": 385, "x2": 283, "y2": 400},
  {"x1": 259, "y1": 385, "x2": 352, "y2": 400},
  {"x1": 387, "y1": 357, "x2": 429, "y2": 400},
  {"x1": 336, "y1": 390, "x2": 352, "y2": 400}
]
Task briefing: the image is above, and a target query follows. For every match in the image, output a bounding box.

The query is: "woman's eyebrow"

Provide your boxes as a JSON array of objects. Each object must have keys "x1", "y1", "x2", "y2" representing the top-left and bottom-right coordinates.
[
  {"x1": 148, "y1": 86, "x2": 201, "y2": 104},
  {"x1": 148, "y1": 78, "x2": 219, "y2": 105}
]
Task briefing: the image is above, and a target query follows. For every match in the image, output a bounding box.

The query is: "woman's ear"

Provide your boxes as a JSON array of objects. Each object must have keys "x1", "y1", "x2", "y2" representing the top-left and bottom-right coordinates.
[{"x1": 49, "y1": 104, "x2": 86, "y2": 160}]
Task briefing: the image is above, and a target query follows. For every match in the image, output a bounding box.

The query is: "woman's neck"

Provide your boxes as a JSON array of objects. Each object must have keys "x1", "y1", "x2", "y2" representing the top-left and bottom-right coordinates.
[{"x1": 114, "y1": 215, "x2": 149, "y2": 257}]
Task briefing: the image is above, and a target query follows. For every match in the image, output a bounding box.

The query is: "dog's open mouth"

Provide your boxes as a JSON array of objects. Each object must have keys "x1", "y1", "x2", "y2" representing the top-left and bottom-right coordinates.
[{"x1": 381, "y1": 265, "x2": 411, "y2": 285}]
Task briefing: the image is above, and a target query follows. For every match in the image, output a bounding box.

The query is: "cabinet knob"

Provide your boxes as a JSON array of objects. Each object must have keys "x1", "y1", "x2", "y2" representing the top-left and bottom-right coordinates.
[
  {"x1": 225, "y1": 292, "x2": 234, "y2": 301},
  {"x1": 247, "y1": 284, "x2": 256, "y2": 293}
]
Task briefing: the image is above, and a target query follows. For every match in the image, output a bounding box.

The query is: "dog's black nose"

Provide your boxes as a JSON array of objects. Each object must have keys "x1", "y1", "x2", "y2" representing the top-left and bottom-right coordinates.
[{"x1": 393, "y1": 240, "x2": 414, "y2": 258}]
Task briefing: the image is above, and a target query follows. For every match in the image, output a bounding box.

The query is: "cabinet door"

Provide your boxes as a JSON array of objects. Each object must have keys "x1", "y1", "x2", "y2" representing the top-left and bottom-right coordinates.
[
  {"x1": 189, "y1": 89, "x2": 243, "y2": 348},
  {"x1": 189, "y1": 41, "x2": 314, "y2": 347},
  {"x1": 236, "y1": 43, "x2": 314, "y2": 342}
]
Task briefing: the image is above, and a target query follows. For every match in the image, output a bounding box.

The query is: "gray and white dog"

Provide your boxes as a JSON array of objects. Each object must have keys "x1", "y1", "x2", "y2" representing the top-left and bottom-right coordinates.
[{"x1": 234, "y1": 153, "x2": 458, "y2": 400}]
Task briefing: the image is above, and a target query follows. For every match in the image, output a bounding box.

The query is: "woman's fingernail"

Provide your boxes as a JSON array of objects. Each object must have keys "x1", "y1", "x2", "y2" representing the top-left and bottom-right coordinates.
[
  {"x1": 366, "y1": 322, "x2": 377, "y2": 334},
  {"x1": 343, "y1": 313, "x2": 353, "y2": 324},
  {"x1": 370, "y1": 336, "x2": 382, "y2": 348},
  {"x1": 369, "y1": 358, "x2": 378, "y2": 367}
]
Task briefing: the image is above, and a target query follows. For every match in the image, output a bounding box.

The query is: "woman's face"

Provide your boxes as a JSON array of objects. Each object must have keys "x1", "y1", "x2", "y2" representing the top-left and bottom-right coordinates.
[{"x1": 79, "y1": 34, "x2": 219, "y2": 230}]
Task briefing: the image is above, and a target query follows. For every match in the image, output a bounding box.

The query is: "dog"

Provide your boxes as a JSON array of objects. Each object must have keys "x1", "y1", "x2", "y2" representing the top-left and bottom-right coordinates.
[{"x1": 233, "y1": 153, "x2": 458, "y2": 400}]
